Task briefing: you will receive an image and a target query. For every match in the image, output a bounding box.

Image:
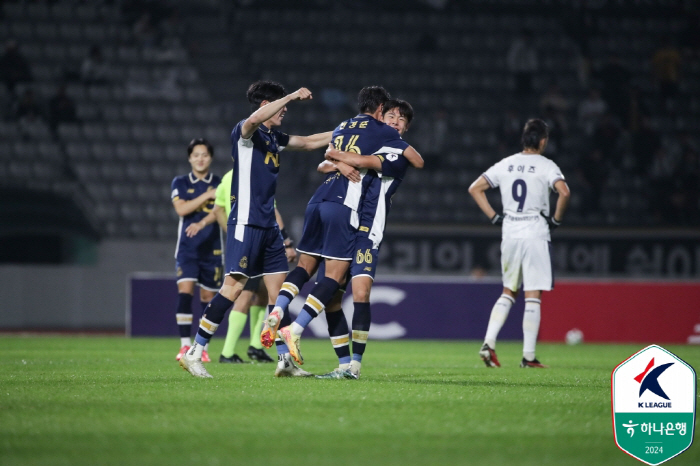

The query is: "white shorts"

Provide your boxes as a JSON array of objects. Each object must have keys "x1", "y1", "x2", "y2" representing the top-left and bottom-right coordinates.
[{"x1": 500, "y1": 238, "x2": 553, "y2": 292}]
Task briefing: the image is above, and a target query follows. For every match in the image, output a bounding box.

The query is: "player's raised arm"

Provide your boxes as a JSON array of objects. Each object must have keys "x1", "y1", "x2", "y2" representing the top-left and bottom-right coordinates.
[
  {"x1": 468, "y1": 176, "x2": 501, "y2": 224},
  {"x1": 318, "y1": 159, "x2": 361, "y2": 183},
  {"x1": 285, "y1": 131, "x2": 334, "y2": 151},
  {"x1": 241, "y1": 87, "x2": 313, "y2": 139}
]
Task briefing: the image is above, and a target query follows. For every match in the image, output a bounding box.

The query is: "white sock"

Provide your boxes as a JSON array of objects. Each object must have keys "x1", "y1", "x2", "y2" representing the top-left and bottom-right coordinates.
[
  {"x1": 180, "y1": 337, "x2": 191, "y2": 347},
  {"x1": 484, "y1": 294, "x2": 515, "y2": 348},
  {"x1": 188, "y1": 342, "x2": 204, "y2": 359},
  {"x1": 523, "y1": 298, "x2": 541, "y2": 360},
  {"x1": 291, "y1": 322, "x2": 304, "y2": 336}
]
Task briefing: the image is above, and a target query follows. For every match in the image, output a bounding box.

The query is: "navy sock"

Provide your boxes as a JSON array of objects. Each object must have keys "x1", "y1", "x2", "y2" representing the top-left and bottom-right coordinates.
[
  {"x1": 275, "y1": 267, "x2": 311, "y2": 310},
  {"x1": 300, "y1": 276, "x2": 340, "y2": 318},
  {"x1": 326, "y1": 310, "x2": 351, "y2": 364},
  {"x1": 176, "y1": 293, "x2": 193, "y2": 338},
  {"x1": 352, "y1": 302, "x2": 371, "y2": 362},
  {"x1": 194, "y1": 293, "x2": 233, "y2": 345}
]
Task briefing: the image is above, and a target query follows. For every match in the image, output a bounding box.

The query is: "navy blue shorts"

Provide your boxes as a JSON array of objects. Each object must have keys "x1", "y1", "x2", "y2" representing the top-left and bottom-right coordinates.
[
  {"x1": 225, "y1": 224, "x2": 288, "y2": 278},
  {"x1": 297, "y1": 202, "x2": 356, "y2": 261},
  {"x1": 316, "y1": 235, "x2": 379, "y2": 292},
  {"x1": 176, "y1": 255, "x2": 224, "y2": 292}
]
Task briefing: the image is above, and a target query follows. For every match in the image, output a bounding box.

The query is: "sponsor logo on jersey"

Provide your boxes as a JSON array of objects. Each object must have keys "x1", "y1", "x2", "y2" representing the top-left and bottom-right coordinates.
[{"x1": 187, "y1": 189, "x2": 195, "y2": 193}]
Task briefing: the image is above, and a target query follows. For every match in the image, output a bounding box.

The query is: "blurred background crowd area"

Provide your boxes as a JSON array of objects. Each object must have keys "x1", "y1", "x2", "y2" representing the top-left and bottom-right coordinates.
[{"x1": 1, "y1": 0, "x2": 699, "y2": 244}]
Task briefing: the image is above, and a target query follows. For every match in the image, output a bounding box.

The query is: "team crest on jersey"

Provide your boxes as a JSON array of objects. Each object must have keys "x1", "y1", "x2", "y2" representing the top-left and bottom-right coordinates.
[
  {"x1": 239, "y1": 256, "x2": 248, "y2": 269},
  {"x1": 176, "y1": 267, "x2": 183, "y2": 277}
]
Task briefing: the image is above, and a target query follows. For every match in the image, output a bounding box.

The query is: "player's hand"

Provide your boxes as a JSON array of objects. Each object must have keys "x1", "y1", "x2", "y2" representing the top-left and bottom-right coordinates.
[
  {"x1": 541, "y1": 212, "x2": 561, "y2": 230},
  {"x1": 337, "y1": 161, "x2": 361, "y2": 183},
  {"x1": 290, "y1": 87, "x2": 312, "y2": 101},
  {"x1": 185, "y1": 221, "x2": 204, "y2": 237},
  {"x1": 490, "y1": 213, "x2": 504, "y2": 226},
  {"x1": 284, "y1": 244, "x2": 297, "y2": 262}
]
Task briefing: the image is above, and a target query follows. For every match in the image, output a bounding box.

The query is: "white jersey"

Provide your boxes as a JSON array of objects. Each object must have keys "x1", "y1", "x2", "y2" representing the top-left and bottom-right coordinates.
[{"x1": 482, "y1": 152, "x2": 565, "y2": 241}]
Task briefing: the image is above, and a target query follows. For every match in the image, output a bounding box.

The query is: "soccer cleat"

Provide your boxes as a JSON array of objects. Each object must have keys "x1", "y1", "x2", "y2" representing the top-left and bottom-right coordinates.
[
  {"x1": 274, "y1": 354, "x2": 313, "y2": 377},
  {"x1": 348, "y1": 360, "x2": 362, "y2": 379},
  {"x1": 479, "y1": 343, "x2": 501, "y2": 368},
  {"x1": 219, "y1": 353, "x2": 245, "y2": 363},
  {"x1": 278, "y1": 326, "x2": 303, "y2": 365},
  {"x1": 316, "y1": 367, "x2": 358, "y2": 380},
  {"x1": 520, "y1": 357, "x2": 548, "y2": 368},
  {"x1": 247, "y1": 345, "x2": 274, "y2": 363},
  {"x1": 179, "y1": 352, "x2": 213, "y2": 378},
  {"x1": 201, "y1": 350, "x2": 211, "y2": 363},
  {"x1": 176, "y1": 346, "x2": 190, "y2": 361},
  {"x1": 260, "y1": 308, "x2": 283, "y2": 348}
]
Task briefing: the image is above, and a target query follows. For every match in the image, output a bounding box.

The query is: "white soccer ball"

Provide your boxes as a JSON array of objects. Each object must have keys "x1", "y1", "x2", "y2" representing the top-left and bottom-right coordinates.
[{"x1": 565, "y1": 328, "x2": 584, "y2": 345}]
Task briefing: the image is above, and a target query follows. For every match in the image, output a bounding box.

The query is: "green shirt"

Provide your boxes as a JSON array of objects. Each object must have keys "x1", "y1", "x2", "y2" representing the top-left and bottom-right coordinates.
[{"x1": 215, "y1": 169, "x2": 233, "y2": 217}]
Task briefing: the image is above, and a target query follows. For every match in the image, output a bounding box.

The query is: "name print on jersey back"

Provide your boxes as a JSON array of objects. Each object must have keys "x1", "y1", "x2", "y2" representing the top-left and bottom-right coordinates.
[{"x1": 482, "y1": 152, "x2": 565, "y2": 240}]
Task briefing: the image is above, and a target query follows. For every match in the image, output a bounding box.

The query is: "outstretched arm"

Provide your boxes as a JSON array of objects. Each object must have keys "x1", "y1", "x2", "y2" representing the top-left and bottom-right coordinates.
[
  {"x1": 468, "y1": 176, "x2": 498, "y2": 222},
  {"x1": 403, "y1": 145, "x2": 425, "y2": 169},
  {"x1": 286, "y1": 131, "x2": 334, "y2": 151},
  {"x1": 241, "y1": 87, "x2": 313, "y2": 139}
]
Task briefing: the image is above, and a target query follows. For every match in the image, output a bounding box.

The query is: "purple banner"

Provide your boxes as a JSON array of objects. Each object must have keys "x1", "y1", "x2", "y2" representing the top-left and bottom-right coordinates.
[{"x1": 129, "y1": 274, "x2": 526, "y2": 340}]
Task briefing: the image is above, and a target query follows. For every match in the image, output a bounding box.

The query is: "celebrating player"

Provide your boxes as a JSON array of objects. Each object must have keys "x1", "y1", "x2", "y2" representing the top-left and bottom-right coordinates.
[
  {"x1": 263, "y1": 88, "x2": 423, "y2": 370},
  {"x1": 468, "y1": 118, "x2": 570, "y2": 368},
  {"x1": 315, "y1": 98, "x2": 422, "y2": 379},
  {"x1": 178, "y1": 81, "x2": 333, "y2": 378},
  {"x1": 171, "y1": 138, "x2": 221, "y2": 363},
  {"x1": 186, "y1": 168, "x2": 296, "y2": 364}
]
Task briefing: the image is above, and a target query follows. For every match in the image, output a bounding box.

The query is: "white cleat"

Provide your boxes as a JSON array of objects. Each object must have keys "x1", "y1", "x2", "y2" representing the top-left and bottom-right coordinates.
[
  {"x1": 179, "y1": 352, "x2": 213, "y2": 378},
  {"x1": 274, "y1": 354, "x2": 313, "y2": 378}
]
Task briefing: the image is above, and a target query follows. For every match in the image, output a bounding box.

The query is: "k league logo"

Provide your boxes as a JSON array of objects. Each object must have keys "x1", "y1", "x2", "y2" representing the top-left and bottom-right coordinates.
[{"x1": 612, "y1": 345, "x2": 696, "y2": 465}]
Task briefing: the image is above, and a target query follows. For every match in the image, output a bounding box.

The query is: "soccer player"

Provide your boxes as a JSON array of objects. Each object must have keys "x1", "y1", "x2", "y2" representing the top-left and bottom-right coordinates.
[
  {"x1": 179, "y1": 80, "x2": 333, "y2": 378},
  {"x1": 171, "y1": 138, "x2": 222, "y2": 363},
  {"x1": 265, "y1": 89, "x2": 423, "y2": 368},
  {"x1": 468, "y1": 118, "x2": 570, "y2": 368},
  {"x1": 187, "y1": 169, "x2": 295, "y2": 364},
  {"x1": 315, "y1": 99, "x2": 421, "y2": 379}
]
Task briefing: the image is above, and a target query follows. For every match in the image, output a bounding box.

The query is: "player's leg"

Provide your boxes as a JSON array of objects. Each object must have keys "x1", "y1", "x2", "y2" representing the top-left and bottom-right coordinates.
[
  {"x1": 519, "y1": 239, "x2": 552, "y2": 368},
  {"x1": 246, "y1": 281, "x2": 273, "y2": 362},
  {"x1": 219, "y1": 287, "x2": 254, "y2": 363},
  {"x1": 175, "y1": 276, "x2": 196, "y2": 360},
  {"x1": 480, "y1": 239, "x2": 522, "y2": 368},
  {"x1": 268, "y1": 201, "x2": 325, "y2": 320},
  {"x1": 180, "y1": 225, "x2": 260, "y2": 377},
  {"x1": 349, "y1": 276, "x2": 373, "y2": 378},
  {"x1": 197, "y1": 261, "x2": 224, "y2": 363},
  {"x1": 316, "y1": 291, "x2": 357, "y2": 380}
]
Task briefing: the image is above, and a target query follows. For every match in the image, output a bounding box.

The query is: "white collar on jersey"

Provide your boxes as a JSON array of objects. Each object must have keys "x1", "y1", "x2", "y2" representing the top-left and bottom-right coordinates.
[{"x1": 189, "y1": 172, "x2": 213, "y2": 184}]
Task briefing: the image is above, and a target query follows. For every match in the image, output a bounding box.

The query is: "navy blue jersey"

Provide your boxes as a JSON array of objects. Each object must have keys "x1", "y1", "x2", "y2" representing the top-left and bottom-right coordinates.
[
  {"x1": 308, "y1": 115, "x2": 408, "y2": 215},
  {"x1": 358, "y1": 149, "x2": 411, "y2": 248},
  {"x1": 228, "y1": 120, "x2": 290, "y2": 228},
  {"x1": 171, "y1": 172, "x2": 222, "y2": 259}
]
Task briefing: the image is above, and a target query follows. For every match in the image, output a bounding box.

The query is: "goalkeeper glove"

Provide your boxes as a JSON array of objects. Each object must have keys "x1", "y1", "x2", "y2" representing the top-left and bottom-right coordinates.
[{"x1": 490, "y1": 213, "x2": 504, "y2": 226}]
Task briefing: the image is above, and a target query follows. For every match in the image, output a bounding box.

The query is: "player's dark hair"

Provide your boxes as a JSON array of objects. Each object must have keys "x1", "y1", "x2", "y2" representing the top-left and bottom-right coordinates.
[
  {"x1": 247, "y1": 80, "x2": 287, "y2": 111},
  {"x1": 521, "y1": 119, "x2": 549, "y2": 151},
  {"x1": 383, "y1": 99, "x2": 414, "y2": 128},
  {"x1": 187, "y1": 138, "x2": 213, "y2": 158},
  {"x1": 358, "y1": 86, "x2": 391, "y2": 114}
]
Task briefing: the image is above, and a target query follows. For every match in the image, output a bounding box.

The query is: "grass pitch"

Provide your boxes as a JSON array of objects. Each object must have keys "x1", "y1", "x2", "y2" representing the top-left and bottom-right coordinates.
[{"x1": 1, "y1": 337, "x2": 698, "y2": 466}]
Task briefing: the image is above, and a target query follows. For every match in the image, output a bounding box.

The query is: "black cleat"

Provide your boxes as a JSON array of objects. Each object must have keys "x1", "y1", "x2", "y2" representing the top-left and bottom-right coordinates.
[
  {"x1": 247, "y1": 346, "x2": 274, "y2": 363},
  {"x1": 219, "y1": 354, "x2": 245, "y2": 364},
  {"x1": 520, "y1": 357, "x2": 548, "y2": 368}
]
